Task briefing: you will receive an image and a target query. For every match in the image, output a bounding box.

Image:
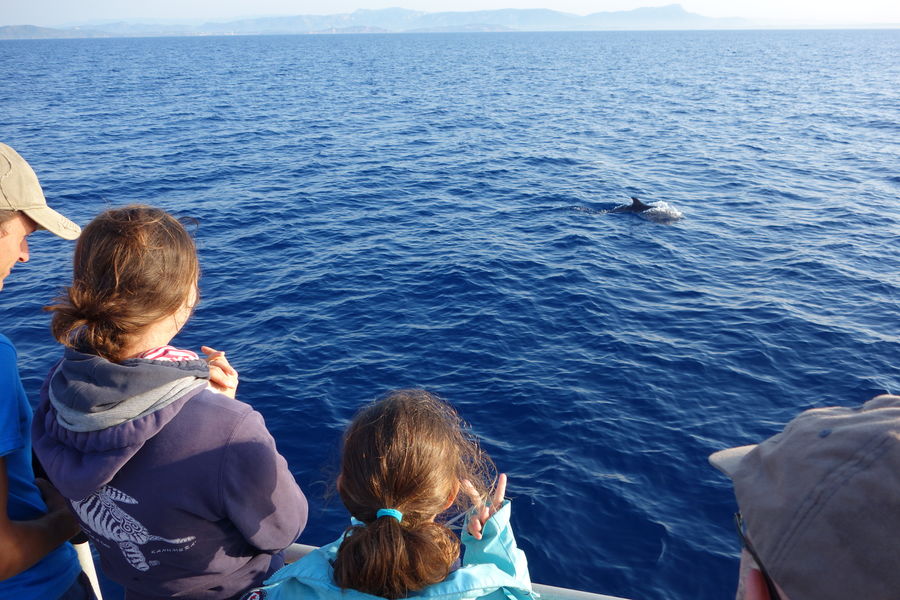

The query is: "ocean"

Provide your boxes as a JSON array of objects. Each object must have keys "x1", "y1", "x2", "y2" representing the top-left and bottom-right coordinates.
[{"x1": 1, "y1": 29, "x2": 898, "y2": 599}]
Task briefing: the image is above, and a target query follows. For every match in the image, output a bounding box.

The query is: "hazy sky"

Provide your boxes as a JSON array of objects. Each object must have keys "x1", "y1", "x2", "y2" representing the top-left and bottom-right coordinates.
[{"x1": 4, "y1": 0, "x2": 899, "y2": 27}]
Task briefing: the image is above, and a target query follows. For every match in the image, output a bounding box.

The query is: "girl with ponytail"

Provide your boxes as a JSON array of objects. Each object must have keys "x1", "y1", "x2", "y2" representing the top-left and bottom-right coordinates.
[
  {"x1": 243, "y1": 389, "x2": 533, "y2": 600},
  {"x1": 32, "y1": 205, "x2": 308, "y2": 600}
]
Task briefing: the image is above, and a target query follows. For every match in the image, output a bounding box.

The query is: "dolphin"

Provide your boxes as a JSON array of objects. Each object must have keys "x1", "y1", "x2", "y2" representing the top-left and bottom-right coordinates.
[{"x1": 609, "y1": 197, "x2": 653, "y2": 214}]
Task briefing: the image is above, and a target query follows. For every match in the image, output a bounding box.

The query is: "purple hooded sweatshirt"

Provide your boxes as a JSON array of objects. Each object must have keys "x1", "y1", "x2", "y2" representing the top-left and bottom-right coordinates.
[{"x1": 32, "y1": 349, "x2": 308, "y2": 600}]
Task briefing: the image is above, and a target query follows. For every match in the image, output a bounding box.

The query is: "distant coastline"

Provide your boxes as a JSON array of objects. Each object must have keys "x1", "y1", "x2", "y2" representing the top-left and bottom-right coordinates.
[{"x1": 2, "y1": 4, "x2": 898, "y2": 40}]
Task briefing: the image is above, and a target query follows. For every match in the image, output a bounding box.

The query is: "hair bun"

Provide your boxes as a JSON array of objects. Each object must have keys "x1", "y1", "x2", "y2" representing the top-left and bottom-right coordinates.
[{"x1": 47, "y1": 205, "x2": 200, "y2": 363}]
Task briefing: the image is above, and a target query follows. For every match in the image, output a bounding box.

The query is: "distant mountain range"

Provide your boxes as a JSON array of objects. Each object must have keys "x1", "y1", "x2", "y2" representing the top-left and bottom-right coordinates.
[
  {"x1": 0, "y1": 4, "x2": 893, "y2": 39},
  {"x1": 1, "y1": 5, "x2": 742, "y2": 39}
]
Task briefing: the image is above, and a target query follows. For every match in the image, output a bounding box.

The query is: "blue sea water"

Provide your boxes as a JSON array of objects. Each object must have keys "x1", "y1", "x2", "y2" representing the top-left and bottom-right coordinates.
[{"x1": 1, "y1": 29, "x2": 899, "y2": 600}]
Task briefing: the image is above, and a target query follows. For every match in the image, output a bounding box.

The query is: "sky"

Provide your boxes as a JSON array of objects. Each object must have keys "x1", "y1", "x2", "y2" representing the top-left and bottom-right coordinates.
[{"x1": 3, "y1": 0, "x2": 899, "y2": 27}]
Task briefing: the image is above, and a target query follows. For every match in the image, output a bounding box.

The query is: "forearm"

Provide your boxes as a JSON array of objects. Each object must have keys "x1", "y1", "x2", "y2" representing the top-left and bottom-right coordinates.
[
  {"x1": 222, "y1": 410, "x2": 309, "y2": 552},
  {"x1": 250, "y1": 482, "x2": 308, "y2": 552},
  {"x1": 0, "y1": 509, "x2": 76, "y2": 580},
  {"x1": 0, "y1": 455, "x2": 80, "y2": 580}
]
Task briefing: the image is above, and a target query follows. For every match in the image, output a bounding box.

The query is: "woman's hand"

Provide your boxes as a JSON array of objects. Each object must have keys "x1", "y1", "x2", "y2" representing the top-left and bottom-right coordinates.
[
  {"x1": 462, "y1": 472, "x2": 507, "y2": 540},
  {"x1": 202, "y1": 346, "x2": 239, "y2": 398}
]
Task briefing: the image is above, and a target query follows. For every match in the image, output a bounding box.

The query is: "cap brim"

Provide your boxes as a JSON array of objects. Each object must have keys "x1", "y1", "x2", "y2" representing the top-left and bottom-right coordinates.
[
  {"x1": 709, "y1": 444, "x2": 757, "y2": 478},
  {"x1": 22, "y1": 205, "x2": 81, "y2": 240}
]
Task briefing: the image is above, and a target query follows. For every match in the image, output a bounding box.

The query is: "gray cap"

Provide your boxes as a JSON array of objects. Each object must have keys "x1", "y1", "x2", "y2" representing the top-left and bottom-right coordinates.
[
  {"x1": 709, "y1": 394, "x2": 900, "y2": 600},
  {"x1": 0, "y1": 143, "x2": 80, "y2": 239}
]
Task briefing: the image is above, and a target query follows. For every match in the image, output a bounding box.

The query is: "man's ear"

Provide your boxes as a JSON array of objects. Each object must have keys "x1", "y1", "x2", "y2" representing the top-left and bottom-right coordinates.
[
  {"x1": 745, "y1": 568, "x2": 772, "y2": 600},
  {"x1": 737, "y1": 549, "x2": 774, "y2": 600}
]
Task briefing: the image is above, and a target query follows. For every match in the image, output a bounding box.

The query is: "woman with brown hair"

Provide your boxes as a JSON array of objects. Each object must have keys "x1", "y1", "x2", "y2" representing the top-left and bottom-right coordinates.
[
  {"x1": 31, "y1": 205, "x2": 308, "y2": 600},
  {"x1": 243, "y1": 389, "x2": 533, "y2": 600}
]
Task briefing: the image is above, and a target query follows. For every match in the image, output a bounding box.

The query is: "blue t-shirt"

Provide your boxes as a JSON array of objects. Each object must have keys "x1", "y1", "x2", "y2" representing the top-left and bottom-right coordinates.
[{"x1": 0, "y1": 334, "x2": 80, "y2": 598}]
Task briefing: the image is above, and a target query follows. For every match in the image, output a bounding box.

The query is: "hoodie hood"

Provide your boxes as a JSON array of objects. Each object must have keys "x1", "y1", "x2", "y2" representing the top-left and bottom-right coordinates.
[
  {"x1": 49, "y1": 347, "x2": 210, "y2": 432},
  {"x1": 33, "y1": 348, "x2": 211, "y2": 499}
]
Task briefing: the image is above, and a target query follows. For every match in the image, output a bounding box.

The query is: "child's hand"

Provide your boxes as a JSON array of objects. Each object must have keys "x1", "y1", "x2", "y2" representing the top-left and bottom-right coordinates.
[
  {"x1": 202, "y1": 346, "x2": 239, "y2": 398},
  {"x1": 462, "y1": 472, "x2": 507, "y2": 540}
]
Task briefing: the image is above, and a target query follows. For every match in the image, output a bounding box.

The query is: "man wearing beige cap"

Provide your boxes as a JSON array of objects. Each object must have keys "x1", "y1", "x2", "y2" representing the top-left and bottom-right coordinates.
[
  {"x1": 0, "y1": 142, "x2": 95, "y2": 598},
  {"x1": 710, "y1": 394, "x2": 900, "y2": 600}
]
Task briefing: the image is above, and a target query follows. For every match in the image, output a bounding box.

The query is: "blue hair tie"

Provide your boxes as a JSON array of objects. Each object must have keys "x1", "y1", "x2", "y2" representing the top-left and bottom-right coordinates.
[{"x1": 376, "y1": 508, "x2": 403, "y2": 522}]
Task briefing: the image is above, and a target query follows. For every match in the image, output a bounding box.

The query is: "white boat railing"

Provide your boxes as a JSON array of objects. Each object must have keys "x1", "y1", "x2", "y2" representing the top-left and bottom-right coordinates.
[
  {"x1": 75, "y1": 541, "x2": 104, "y2": 600},
  {"x1": 286, "y1": 544, "x2": 631, "y2": 600}
]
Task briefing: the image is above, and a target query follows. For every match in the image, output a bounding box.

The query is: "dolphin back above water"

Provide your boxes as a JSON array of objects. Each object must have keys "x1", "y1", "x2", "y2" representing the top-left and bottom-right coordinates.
[
  {"x1": 610, "y1": 196, "x2": 652, "y2": 213},
  {"x1": 569, "y1": 196, "x2": 682, "y2": 223},
  {"x1": 605, "y1": 196, "x2": 683, "y2": 223}
]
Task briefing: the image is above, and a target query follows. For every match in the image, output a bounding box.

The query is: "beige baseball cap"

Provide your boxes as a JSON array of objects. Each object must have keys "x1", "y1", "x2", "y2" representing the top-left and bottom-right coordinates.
[
  {"x1": 0, "y1": 142, "x2": 80, "y2": 240},
  {"x1": 709, "y1": 394, "x2": 900, "y2": 599}
]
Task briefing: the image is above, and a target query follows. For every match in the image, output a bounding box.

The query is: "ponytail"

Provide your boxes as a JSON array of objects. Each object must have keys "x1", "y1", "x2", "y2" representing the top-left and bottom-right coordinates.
[
  {"x1": 332, "y1": 390, "x2": 494, "y2": 598},
  {"x1": 334, "y1": 517, "x2": 458, "y2": 599}
]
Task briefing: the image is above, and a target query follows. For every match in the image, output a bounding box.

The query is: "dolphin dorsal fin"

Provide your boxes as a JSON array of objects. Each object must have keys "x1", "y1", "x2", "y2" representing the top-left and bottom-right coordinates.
[{"x1": 631, "y1": 196, "x2": 649, "y2": 210}]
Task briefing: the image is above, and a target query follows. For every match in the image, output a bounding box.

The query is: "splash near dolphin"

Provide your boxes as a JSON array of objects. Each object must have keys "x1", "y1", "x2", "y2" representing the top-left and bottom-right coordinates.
[{"x1": 608, "y1": 196, "x2": 683, "y2": 224}]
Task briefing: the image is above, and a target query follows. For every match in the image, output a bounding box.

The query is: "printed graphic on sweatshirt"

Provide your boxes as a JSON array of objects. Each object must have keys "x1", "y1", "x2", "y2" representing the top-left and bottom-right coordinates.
[{"x1": 72, "y1": 485, "x2": 197, "y2": 571}]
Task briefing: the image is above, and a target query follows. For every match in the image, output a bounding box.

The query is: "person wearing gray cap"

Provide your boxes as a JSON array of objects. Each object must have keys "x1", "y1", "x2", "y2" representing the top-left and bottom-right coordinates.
[
  {"x1": 709, "y1": 393, "x2": 900, "y2": 600},
  {"x1": 0, "y1": 142, "x2": 94, "y2": 598}
]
